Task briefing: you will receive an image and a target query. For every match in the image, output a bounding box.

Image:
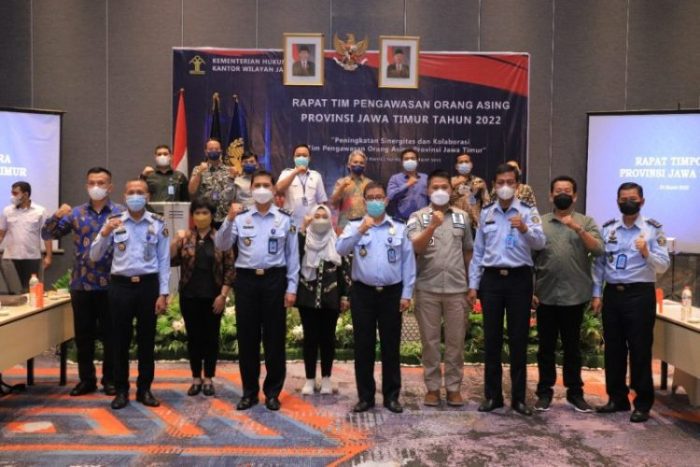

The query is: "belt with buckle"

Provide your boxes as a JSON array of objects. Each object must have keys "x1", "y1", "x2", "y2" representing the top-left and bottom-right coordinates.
[
  {"x1": 354, "y1": 281, "x2": 401, "y2": 293},
  {"x1": 607, "y1": 282, "x2": 654, "y2": 293},
  {"x1": 485, "y1": 266, "x2": 531, "y2": 277},
  {"x1": 110, "y1": 273, "x2": 158, "y2": 285},
  {"x1": 236, "y1": 267, "x2": 286, "y2": 277}
]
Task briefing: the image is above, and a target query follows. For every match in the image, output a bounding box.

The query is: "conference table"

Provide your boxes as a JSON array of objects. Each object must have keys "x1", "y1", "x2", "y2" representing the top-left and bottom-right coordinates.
[
  {"x1": 0, "y1": 295, "x2": 73, "y2": 392},
  {"x1": 654, "y1": 300, "x2": 700, "y2": 406}
]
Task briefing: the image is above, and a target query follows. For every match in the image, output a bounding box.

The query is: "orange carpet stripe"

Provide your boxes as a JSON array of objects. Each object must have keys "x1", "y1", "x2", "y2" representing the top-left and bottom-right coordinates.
[
  {"x1": 146, "y1": 402, "x2": 204, "y2": 438},
  {"x1": 209, "y1": 399, "x2": 279, "y2": 437}
]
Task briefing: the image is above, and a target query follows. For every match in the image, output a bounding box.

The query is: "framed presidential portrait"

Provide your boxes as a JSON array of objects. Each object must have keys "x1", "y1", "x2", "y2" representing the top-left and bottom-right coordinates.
[
  {"x1": 284, "y1": 33, "x2": 324, "y2": 86},
  {"x1": 379, "y1": 36, "x2": 420, "y2": 89}
]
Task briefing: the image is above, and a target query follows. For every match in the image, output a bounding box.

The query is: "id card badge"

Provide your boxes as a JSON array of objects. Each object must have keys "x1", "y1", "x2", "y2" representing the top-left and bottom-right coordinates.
[
  {"x1": 167, "y1": 184, "x2": 175, "y2": 196},
  {"x1": 387, "y1": 248, "x2": 397, "y2": 263},
  {"x1": 506, "y1": 232, "x2": 517, "y2": 249},
  {"x1": 615, "y1": 254, "x2": 627, "y2": 270},
  {"x1": 268, "y1": 238, "x2": 278, "y2": 254}
]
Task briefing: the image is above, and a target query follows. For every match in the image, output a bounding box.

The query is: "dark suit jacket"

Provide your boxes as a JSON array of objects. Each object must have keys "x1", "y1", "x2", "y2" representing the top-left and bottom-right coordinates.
[
  {"x1": 292, "y1": 60, "x2": 315, "y2": 76},
  {"x1": 387, "y1": 64, "x2": 410, "y2": 78}
]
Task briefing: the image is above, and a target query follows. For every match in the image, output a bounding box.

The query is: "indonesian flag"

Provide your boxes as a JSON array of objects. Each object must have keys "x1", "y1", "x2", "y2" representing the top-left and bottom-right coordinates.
[{"x1": 172, "y1": 88, "x2": 188, "y2": 174}]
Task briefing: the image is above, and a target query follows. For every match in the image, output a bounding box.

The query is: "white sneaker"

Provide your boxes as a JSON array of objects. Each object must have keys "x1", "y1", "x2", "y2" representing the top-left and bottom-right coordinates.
[
  {"x1": 301, "y1": 379, "x2": 315, "y2": 395},
  {"x1": 320, "y1": 377, "x2": 333, "y2": 395}
]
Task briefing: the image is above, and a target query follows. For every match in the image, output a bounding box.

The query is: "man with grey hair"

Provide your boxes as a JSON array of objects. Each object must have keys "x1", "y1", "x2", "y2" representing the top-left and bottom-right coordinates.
[{"x1": 330, "y1": 149, "x2": 373, "y2": 230}]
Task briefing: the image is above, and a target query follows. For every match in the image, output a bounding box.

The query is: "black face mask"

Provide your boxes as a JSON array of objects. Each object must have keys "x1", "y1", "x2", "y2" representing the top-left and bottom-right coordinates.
[
  {"x1": 553, "y1": 194, "x2": 573, "y2": 210},
  {"x1": 618, "y1": 200, "x2": 641, "y2": 215}
]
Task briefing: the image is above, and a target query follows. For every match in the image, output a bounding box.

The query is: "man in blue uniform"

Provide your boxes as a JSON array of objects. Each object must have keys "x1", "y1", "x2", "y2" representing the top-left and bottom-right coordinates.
[
  {"x1": 386, "y1": 148, "x2": 428, "y2": 221},
  {"x1": 468, "y1": 163, "x2": 546, "y2": 416},
  {"x1": 90, "y1": 179, "x2": 170, "y2": 410},
  {"x1": 592, "y1": 182, "x2": 669, "y2": 423},
  {"x1": 215, "y1": 170, "x2": 299, "y2": 411},
  {"x1": 337, "y1": 181, "x2": 416, "y2": 413},
  {"x1": 42, "y1": 167, "x2": 124, "y2": 397}
]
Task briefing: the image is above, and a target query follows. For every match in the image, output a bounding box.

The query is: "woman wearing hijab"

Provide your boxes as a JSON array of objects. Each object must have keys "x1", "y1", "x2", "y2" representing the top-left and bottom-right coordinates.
[
  {"x1": 170, "y1": 198, "x2": 235, "y2": 397},
  {"x1": 297, "y1": 205, "x2": 352, "y2": 395}
]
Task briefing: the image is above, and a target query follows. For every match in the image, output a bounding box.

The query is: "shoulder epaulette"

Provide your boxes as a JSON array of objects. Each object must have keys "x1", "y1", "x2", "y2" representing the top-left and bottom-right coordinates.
[
  {"x1": 646, "y1": 218, "x2": 662, "y2": 228},
  {"x1": 150, "y1": 212, "x2": 164, "y2": 222},
  {"x1": 391, "y1": 216, "x2": 405, "y2": 224},
  {"x1": 482, "y1": 201, "x2": 495, "y2": 209},
  {"x1": 239, "y1": 208, "x2": 250, "y2": 215},
  {"x1": 278, "y1": 208, "x2": 292, "y2": 216},
  {"x1": 602, "y1": 218, "x2": 616, "y2": 228},
  {"x1": 519, "y1": 201, "x2": 532, "y2": 209}
]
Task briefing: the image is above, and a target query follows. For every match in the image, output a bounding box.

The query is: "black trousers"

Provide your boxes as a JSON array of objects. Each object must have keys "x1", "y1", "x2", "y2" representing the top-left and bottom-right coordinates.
[
  {"x1": 536, "y1": 302, "x2": 585, "y2": 398},
  {"x1": 70, "y1": 290, "x2": 113, "y2": 386},
  {"x1": 350, "y1": 281, "x2": 402, "y2": 403},
  {"x1": 108, "y1": 275, "x2": 159, "y2": 394},
  {"x1": 233, "y1": 268, "x2": 287, "y2": 400},
  {"x1": 12, "y1": 258, "x2": 41, "y2": 292},
  {"x1": 602, "y1": 282, "x2": 656, "y2": 411},
  {"x1": 298, "y1": 306, "x2": 339, "y2": 379},
  {"x1": 180, "y1": 296, "x2": 222, "y2": 378},
  {"x1": 479, "y1": 267, "x2": 533, "y2": 402}
]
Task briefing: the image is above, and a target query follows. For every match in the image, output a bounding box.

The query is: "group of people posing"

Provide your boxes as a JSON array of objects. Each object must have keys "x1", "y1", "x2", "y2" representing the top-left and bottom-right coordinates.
[{"x1": 0, "y1": 140, "x2": 668, "y2": 423}]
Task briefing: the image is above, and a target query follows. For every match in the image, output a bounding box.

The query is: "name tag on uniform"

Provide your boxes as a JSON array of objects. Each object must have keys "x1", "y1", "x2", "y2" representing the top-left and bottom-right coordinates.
[
  {"x1": 615, "y1": 254, "x2": 627, "y2": 270},
  {"x1": 268, "y1": 238, "x2": 278, "y2": 254},
  {"x1": 387, "y1": 248, "x2": 397, "y2": 263},
  {"x1": 114, "y1": 229, "x2": 129, "y2": 243}
]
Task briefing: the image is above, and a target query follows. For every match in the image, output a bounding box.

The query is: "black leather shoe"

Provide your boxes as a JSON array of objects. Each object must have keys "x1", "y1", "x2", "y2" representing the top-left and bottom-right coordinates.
[
  {"x1": 352, "y1": 400, "x2": 375, "y2": 413},
  {"x1": 265, "y1": 397, "x2": 281, "y2": 411},
  {"x1": 478, "y1": 398, "x2": 504, "y2": 412},
  {"x1": 511, "y1": 400, "x2": 533, "y2": 416},
  {"x1": 202, "y1": 384, "x2": 215, "y2": 397},
  {"x1": 70, "y1": 381, "x2": 97, "y2": 397},
  {"x1": 103, "y1": 383, "x2": 117, "y2": 396},
  {"x1": 136, "y1": 390, "x2": 160, "y2": 407},
  {"x1": 596, "y1": 400, "x2": 631, "y2": 413},
  {"x1": 630, "y1": 410, "x2": 650, "y2": 423},
  {"x1": 384, "y1": 399, "x2": 403, "y2": 413},
  {"x1": 111, "y1": 393, "x2": 129, "y2": 410},
  {"x1": 236, "y1": 396, "x2": 258, "y2": 410},
  {"x1": 187, "y1": 384, "x2": 202, "y2": 396}
]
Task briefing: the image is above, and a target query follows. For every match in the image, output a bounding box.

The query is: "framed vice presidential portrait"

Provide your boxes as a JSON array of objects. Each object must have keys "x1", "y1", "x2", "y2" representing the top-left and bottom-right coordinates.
[
  {"x1": 379, "y1": 36, "x2": 420, "y2": 89},
  {"x1": 284, "y1": 33, "x2": 324, "y2": 86}
]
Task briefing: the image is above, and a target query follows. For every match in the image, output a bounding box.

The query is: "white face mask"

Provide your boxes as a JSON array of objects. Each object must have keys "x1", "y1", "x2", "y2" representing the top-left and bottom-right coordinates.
[
  {"x1": 430, "y1": 189, "x2": 450, "y2": 206},
  {"x1": 456, "y1": 162, "x2": 473, "y2": 175},
  {"x1": 88, "y1": 186, "x2": 108, "y2": 201},
  {"x1": 310, "y1": 218, "x2": 332, "y2": 235},
  {"x1": 252, "y1": 187, "x2": 274, "y2": 205},
  {"x1": 155, "y1": 155, "x2": 171, "y2": 167},
  {"x1": 10, "y1": 195, "x2": 21, "y2": 207},
  {"x1": 496, "y1": 185, "x2": 515, "y2": 200}
]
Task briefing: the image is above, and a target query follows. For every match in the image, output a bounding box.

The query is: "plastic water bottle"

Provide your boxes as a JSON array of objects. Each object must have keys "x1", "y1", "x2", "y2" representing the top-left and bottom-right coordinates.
[
  {"x1": 681, "y1": 286, "x2": 692, "y2": 322},
  {"x1": 28, "y1": 274, "x2": 40, "y2": 307}
]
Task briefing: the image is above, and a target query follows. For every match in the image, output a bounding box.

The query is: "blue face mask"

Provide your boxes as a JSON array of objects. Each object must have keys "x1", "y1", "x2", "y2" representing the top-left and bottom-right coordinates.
[
  {"x1": 243, "y1": 163, "x2": 256, "y2": 174},
  {"x1": 403, "y1": 159, "x2": 418, "y2": 172},
  {"x1": 366, "y1": 199, "x2": 385, "y2": 217},
  {"x1": 126, "y1": 194, "x2": 147, "y2": 212},
  {"x1": 206, "y1": 151, "x2": 221, "y2": 160},
  {"x1": 294, "y1": 156, "x2": 309, "y2": 168},
  {"x1": 350, "y1": 165, "x2": 365, "y2": 175}
]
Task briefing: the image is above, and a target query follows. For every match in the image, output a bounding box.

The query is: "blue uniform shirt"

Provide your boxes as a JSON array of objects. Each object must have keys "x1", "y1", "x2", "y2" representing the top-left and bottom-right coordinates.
[
  {"x1": 386, "y1": 172, "x2": 429, "y2": 221},
  {"x1": 41, "y1": 201, "x2": 124, "y2": 291},
  {"x1": 214, "y1": 205, "x2": 300, "y2": 294},
  {"x1": 592, "y1": 215, "x2": 670, "y2": 297},
  {"x1": 468, "y1": 198, "x2": 546, "y2": 290},
  {"x1": 336, "y1": 215, "x2": 416, "y2": 300},
  {"x1": 89, "y1": 210, "x2": 171, "y2": 295}
]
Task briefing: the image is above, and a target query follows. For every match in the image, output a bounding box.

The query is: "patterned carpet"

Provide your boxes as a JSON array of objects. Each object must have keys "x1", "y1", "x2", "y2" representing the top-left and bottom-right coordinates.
[{"x1": 0, "y1": 359, "x2": 699, "y2": 466}]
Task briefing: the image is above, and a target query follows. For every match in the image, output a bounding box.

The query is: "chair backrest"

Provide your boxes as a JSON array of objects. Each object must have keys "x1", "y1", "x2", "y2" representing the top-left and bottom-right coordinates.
[{"x1": 0, "y1": 259, "x2": 24, "y2": 295}]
